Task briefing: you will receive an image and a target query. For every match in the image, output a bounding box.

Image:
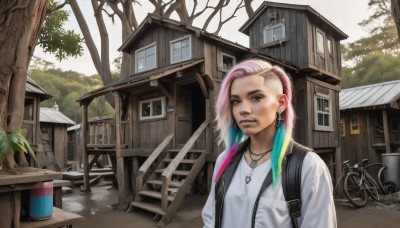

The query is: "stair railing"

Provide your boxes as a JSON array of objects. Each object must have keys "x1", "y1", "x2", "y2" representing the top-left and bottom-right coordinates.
[
  {"x1": 136, "y1": 134, "x2": 174, "y2": 193},
  {"x1": 160, "y1": 121, "x2": 208, "y2": 210}
]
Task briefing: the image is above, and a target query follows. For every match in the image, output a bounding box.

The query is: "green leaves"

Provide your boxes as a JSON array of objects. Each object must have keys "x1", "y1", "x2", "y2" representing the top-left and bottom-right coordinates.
[{"x1": 0, "y1": 129, "x2": 36, "y2": 166}]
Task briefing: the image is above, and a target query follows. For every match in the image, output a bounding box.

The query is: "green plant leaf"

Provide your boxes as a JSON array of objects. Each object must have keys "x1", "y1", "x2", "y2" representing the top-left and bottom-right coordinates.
[{"x1": 0, "y1": 130, "x2": 11, "y2": 155}]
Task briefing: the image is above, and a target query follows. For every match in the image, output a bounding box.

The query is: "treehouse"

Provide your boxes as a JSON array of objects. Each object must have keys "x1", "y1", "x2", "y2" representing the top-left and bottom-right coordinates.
[{"x1": 77, "y1": 2, "x2": 347, "y2": 225}]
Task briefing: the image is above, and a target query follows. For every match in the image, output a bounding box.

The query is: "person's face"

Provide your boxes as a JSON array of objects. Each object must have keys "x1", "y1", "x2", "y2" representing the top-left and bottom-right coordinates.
[{"x1": 230, "y1": 74, "x2": 286, "y2": 136}]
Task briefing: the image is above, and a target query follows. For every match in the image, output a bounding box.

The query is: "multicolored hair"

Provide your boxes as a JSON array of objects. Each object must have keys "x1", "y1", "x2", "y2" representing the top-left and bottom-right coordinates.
[{"x1": 214, "y1": 59, "x2": 295, "y2": 184}]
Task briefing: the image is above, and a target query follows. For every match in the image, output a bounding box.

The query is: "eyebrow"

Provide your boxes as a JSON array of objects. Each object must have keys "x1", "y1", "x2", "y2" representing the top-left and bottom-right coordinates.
[{"x1": 230, "y1": 89, "x2": 264, "y2": 98}]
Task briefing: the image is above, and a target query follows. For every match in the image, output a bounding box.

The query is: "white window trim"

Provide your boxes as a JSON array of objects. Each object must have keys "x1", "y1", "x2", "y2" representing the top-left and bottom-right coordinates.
[
  {"x1": 263, "y1": 23, "x2": 286, "y2": 44},
  {"x1": 170, "y1": 35, "x2": 192, "y2": 64},
  {"x1": 135, "y1": 42, "x2": 157, "y2": 73},
  {"x1": 314, "y1": 93, "x2": 333, "y2": 131},
  {"x1": 220, "y1": 52, "x2": 236, "y2": 72},
  {"x1": 139, "y1": 97, "x2": 166, "y2": 120}
]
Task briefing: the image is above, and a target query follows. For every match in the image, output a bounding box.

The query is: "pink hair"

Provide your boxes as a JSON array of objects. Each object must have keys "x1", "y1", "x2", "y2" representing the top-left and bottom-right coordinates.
[{"x1": 214, "y1": 59, "x2": 295, "y2": 181}]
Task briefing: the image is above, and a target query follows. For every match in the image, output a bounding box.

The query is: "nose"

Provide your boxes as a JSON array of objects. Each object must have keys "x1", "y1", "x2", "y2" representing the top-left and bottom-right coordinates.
[{"x1": 238, "y1": 101, "x2": 251, "y2": 116}]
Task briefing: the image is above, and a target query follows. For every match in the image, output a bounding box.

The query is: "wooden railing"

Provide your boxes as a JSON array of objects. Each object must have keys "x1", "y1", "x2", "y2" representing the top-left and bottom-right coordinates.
[
  {"x1": 160, "y1": 121, "x2": 208, "y2": 210},
  {"x1": 86, "y1": 117, "x2": 128, "y2": 148},
  {"x1": 136, "y1": 134, "x2": 174, "y2": 193}
]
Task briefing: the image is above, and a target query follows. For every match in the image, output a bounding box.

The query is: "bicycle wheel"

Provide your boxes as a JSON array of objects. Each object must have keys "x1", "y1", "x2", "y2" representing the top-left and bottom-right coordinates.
[
  {"x1": 344, "y1": 172, "x2": 368, "y2": 208},
  {"x1": 382, "y1": 181, "x2": 398, "y2": 195},
  {"x1": 364, "y1": 172, "x2": 380, "y2": 201}
]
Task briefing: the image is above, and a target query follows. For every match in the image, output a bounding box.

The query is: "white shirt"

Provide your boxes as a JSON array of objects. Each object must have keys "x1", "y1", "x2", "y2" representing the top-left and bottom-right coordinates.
[{"x1": 202, "y1": 151, "x2": 337, "y2": 228}]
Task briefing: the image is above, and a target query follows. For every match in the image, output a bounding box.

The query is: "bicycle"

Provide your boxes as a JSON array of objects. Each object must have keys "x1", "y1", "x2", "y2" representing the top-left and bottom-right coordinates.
[
  {"x1": 342, "y1": 159, "x2": 380, "y2": 208},
  {"x1": 377, "y1": 164, "x2": 398, "y2": 195}
]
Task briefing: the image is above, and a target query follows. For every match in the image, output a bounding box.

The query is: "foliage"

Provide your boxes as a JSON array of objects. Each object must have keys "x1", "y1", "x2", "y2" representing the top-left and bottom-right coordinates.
[
  {"x1": 342, "y1": 52, "x2": 400, "y2": 89},
  {"x1": 38, "y1": 0, "x2": 83, "y2": 61},
  {"x1": 28, "y1": 65, "x2": 114, "y2": 123},
  {"x1": 0, "y1": 129, "x2": 36, "y2": 167}
]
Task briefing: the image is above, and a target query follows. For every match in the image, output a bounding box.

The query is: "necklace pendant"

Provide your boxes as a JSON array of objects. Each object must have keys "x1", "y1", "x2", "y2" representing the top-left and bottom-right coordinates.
[
  {"x1": 249, "y1": 160, "x2": 257, "y2": 169},
  {"x1": 245, "y1": 175, "x2": 251, "y2": 184}
]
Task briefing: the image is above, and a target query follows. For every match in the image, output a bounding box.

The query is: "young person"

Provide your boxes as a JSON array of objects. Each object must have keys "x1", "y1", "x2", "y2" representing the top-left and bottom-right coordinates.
[{"x1": 202, "y1": 59, "x2": 336, "y2": 228}]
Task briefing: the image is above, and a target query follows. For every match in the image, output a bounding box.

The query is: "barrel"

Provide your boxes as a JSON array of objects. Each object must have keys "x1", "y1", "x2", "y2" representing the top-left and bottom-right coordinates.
[
  {"x1": 30, "y1": 181, "x2": 53, "y2": 220},
  {"x1": 381, "y1": 153, "x2": 400, "y2": 189}
]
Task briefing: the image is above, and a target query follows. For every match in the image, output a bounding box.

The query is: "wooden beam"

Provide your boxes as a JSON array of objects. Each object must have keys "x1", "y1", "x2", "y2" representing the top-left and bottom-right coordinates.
[
  {"x1": 150, "y1": 79, "x2": 158, "y2": 87},
  {"x1": 81, "y1": 104, "x2": 90, "y2": 192},
  {"x1": 154, "y1": 82, "x2": 174, "y2": 104},
  {"x1": 194, "y1": 72, "x2": 209, "y2": 98},
  {"x1": 382, "y1": 109, "x2": 391, "y2": 153}
]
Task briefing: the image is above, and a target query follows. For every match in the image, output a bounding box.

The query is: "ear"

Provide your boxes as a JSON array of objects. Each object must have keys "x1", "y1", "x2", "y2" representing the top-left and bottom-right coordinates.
[{"x1": 277, "y1": 94, "x2": 288, "y2": 113}]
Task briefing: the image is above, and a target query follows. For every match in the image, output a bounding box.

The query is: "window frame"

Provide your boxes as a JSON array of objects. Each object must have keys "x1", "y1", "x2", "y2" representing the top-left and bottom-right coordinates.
[
  {"x1": 170, "y1": 35, "x2": 192, "y2": 64},
  {"x1": 314, "y1": 93, "x2": 333, "y2": 131},
  {"x1": 327, "y1": 38, "x2": 333, "y2": 57},
  {"x1": 135, "y1": 42, "x2": 157, "y2": 73},
  {"x1": 340, "y1": 118, "x2": 345, "y2": 137},
  {"x1": 263, "y1": 23, "x2": 286, "y2": 45},
  {"x1": 139, "y1": 97, "x2": 166, "y2": 120},
  {"x1": 316, "y1": 29, "x2": 325, "y2": 57},
  {"x1": 219, "y1": 52, "x2": 236, "y2": 72},
  {"x1": 350, "y1": 113, "x2": 360, "y2": 135}
]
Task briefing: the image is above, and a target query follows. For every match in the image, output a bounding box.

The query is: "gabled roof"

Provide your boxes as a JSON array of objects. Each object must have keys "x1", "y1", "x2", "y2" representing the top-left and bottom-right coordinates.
[
  {"x1": 40, "y1": 107, "x2": 76, "y2": 125},
  {"x1": 239, "y1": 1, "x2": 348, "y2": 40},
  {"x1": 26, "y1": 77, "x2": 52, "y2": 101},
  {"x1": 76, "y1": 58, "x2": 204, "y2": 103},
  {"x1": 339, "y1": 80, "x2": 400, "y2": 111}
]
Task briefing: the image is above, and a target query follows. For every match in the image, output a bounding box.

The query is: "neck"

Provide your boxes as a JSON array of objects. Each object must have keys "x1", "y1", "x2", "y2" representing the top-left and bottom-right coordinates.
[{"x1": 249, "y1": 125, "x2": 276, "y2": 154}]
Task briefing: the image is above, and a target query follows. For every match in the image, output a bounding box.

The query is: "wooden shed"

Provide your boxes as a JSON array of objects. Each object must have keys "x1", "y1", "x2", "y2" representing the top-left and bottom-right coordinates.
[
  {"x1": 23, "y1": 77, "x2": 51, "y2": 150},
  {"x1": 39, "y1": 106, "x2": 76, "y2": 170},
  {"x1": 340, "y1": 80, "x2": 400, "y2": 166},
  {"x1": 76, "y1": 2, "x2": 347, "y2": 225}
]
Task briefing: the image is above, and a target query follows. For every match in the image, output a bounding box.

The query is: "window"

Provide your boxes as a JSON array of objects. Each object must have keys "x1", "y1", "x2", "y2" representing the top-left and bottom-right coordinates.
[
  {"x1": 170, "y1": 35, "x2": 191, "y2": 64},
  {"x1": 316, "y1": 30, "x2": 325, "y2": 56},
  {"x1": 220, "y1": 53, "x2": 236, "y2": 71},
  {"x1": 24, "y1": 98, "x2": 34, "y2": 121},
  {"x1": 263, "y1": 23, "x2": 285, "y2": 44},
  {"x1": 392, "y1": 119, "x2": 399, "y2": 132},
  {"x1": 327, "y1": 39, "x2": 333, "y2": 56},
  {"x1": 139, "y1": 97, "x2": 166, "y2": 120},
  {"x1": 350, "y1": 113, "x2": 360, "y2": 135},
  {"x1": 314, "y1": 93, "x2": 333, "y2": 131},
  {"x1": 135, "y1": 43, "x2": 156, "y2": 73},
  {"x1": 340, "y1": 118, "x2": 345, "y2": 137}
]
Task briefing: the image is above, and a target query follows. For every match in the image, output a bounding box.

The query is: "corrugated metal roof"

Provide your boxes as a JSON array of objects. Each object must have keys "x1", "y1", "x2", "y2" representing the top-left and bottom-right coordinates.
[
  {"x1": 67, "y1": 124, "x2": 81, "y2": 131},
  {"x1": 40, "y1": 108, "x2": 76, "y2": 125},
  {"x1": 26, "y1": 77, "x2": 52, "y2": 100},
  {"x1": 339, "y1": 80, "x2": 400, "y2": 110}
]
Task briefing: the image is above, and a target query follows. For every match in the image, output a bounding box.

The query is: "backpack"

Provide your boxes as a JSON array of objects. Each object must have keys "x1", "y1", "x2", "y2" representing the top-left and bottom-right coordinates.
[
  {"x1": 214, "y1": 140, "x2": 310, "y2": 228},
  {"x1": 282, "y1": 142, "x2": 310, "y2": 228}
]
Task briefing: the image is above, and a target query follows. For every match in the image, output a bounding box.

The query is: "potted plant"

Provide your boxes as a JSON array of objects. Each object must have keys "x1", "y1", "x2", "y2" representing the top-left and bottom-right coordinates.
[{"x1": 0, "y1": 128, "x2": 38, "y2": 173}]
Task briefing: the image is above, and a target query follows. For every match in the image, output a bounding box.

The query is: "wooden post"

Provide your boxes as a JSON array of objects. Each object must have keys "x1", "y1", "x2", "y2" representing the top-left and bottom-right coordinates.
[
  {"x1": 114, "y1": 92, "x2": 126, "y2": 207},
  {"x1": 81, "y1": 103, "x2": 90, "y2": 192},
  {"x1": 382, "y1": 109, "x2": 391, "y2": 154}
]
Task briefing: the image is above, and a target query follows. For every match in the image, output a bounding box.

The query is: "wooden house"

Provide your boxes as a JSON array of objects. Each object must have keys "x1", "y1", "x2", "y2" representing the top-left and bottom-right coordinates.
[
  {"x1": 39, "y1": 106, "x2": 76, "y2": 170},
  {"x1": 23, "y1": 77, "x2": 51, "y2": 150},
  {"x1": 340, "y1": 80, "x2": 400, "y2": 172},
  {"x1": 76, "y1": 2, "x2": 347, "y2": 225}
]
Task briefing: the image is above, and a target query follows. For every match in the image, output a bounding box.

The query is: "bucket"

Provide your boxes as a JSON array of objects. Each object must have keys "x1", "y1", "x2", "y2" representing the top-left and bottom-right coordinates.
[
  {"x1": 381, "y1": 153, "x2": 400, "y2": 188},
  {"x1": 30, "y1": 181, "x2": 53, "y2": 220}
]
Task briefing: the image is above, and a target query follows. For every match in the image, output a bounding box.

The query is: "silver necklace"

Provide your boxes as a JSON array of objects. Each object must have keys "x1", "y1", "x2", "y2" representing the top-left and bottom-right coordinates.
[{"x1": 245, "y1": 145, "x2": 272, "y2": 184}]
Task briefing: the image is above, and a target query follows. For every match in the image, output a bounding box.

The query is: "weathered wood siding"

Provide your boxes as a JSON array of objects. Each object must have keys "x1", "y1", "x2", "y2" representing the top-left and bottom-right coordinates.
[
  {"x1": 248, "y1": 7, "x2": 309, "y2": 69},
  {"x1": 293, "y1": 77, "x2": 339, "y2": 149},
  {"x1": 129, "y1": 24, "x2": 204, "y2": 72}
]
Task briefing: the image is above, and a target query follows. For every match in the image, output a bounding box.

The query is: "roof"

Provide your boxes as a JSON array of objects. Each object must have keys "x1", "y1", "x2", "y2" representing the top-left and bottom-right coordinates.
[
  {"x1": 67, "y1": 124, "x2": 81, "y2": 131},
  {"x1": 40, "y1": 107, "x2": 76, "y2": 125},
  {"x1": 239, "y1": 1, "x2": 348, "y2": 40},
  {"x1": 26, "y1": 77, "x2": 52, "y2": 101},
  {"x1": 77, "y1": 58, "x2": 204, "y2": 103},
  {"x1": 339, "y1": 80, "x2": 400, "y2": 111}
]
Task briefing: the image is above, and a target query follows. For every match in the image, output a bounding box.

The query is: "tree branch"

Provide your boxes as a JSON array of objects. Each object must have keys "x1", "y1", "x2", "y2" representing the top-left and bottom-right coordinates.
[
  {"x1": 213, "y1": 0, "x2": 244, "y2": 35},
  {"x1": 46, "y1": 0, "x2": 68, "y2": 14},
  {"x1": 244, "y1": 0, "x2": 254, "y2": 17},
  {"x1": 202, "y1": 0, "x2": 227, "y2": 31}
]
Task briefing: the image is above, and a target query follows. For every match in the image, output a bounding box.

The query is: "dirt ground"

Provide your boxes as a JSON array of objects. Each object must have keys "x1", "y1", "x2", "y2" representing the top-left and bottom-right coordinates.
[{"x1": 62, "y1": 182, "x2": 400, "y2": 228}]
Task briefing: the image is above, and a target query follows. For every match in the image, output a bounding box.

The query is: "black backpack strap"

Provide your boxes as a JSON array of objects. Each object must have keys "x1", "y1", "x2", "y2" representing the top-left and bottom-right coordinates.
[{"x1": 282, "y1": 142, "x2": 310, "y2": 228}]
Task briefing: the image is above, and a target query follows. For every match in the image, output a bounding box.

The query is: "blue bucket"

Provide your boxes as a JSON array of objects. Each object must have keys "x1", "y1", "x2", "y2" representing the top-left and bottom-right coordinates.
[{"x1": 30, "y1": 181, "x2": 53, "y2": 220}]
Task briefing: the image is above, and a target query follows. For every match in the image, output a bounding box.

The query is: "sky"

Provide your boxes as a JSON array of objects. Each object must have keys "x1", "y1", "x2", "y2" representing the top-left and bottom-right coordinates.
[{"x1": 33, "y1": 0, "x2": 373, "y2": 76}]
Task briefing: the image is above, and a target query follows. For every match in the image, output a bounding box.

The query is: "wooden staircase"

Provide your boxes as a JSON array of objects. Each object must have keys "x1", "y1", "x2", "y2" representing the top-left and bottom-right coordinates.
[{"x1": 127, "y1": 122, "x2": 208, "y2": 226}]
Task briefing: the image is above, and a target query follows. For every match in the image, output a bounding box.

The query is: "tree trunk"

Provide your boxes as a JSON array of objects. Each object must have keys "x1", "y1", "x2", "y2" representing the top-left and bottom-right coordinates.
[{"x1": 391, "y1": 0, "x2": 400, "y2": 39}]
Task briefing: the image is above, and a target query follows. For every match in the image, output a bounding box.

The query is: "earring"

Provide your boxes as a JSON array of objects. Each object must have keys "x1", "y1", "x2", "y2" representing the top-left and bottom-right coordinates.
[{"x1": 276, "y1": 112, "x2": 283, "y2": 128}]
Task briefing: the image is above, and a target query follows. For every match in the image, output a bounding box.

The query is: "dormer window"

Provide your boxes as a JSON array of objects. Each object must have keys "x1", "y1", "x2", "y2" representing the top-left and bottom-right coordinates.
[
  {"x1": 263, "y1": 23, "x2": 285, "y2": 44},
  {"x1": 135, "y1": 42, "x2": 156, "y2": 73},
  {"x1": 317, "y1": 30, "x2": 325, "y2": 56},
  {"x1": 170, "y1": 35, "x2": 191, "y2": 64}
]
